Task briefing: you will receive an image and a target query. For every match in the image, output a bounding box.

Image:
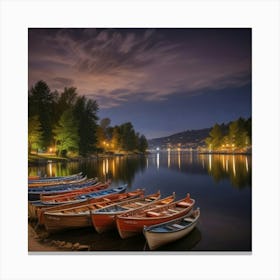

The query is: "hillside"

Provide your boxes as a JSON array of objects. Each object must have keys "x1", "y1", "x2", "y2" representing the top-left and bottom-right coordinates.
[{"x1": 148, "y1": 128, "x2": 211, "y2": 150}]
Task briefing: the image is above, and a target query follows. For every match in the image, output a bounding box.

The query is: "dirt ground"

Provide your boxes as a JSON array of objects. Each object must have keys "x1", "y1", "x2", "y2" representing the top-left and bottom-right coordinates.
[{"x1": 28, "y1": 224, "x2": 60, "y2": 252}]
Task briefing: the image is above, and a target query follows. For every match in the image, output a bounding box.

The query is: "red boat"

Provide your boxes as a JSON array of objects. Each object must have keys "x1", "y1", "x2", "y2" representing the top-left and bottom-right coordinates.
[
  {"x1": 37, "y1": 189, "x2": 145, "y2": 225},
  {"x1": 43, "y1": 189, "x2": 145, "y2": 233},
  {"x1": 40, "y1": 181, "x2": 111, "y2": 202},
  {"x1": 116, "y1": 193, "x2": 195, "y2": 239},
  {"x1": 91, "y1": 191, "x2": 161, "y2": 233}
]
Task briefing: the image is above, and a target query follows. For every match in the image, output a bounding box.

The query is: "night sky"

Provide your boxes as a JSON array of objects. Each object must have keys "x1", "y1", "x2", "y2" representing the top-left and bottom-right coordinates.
[{"x1": 28, "y1": 28, "x2": 251, "y2": 139}]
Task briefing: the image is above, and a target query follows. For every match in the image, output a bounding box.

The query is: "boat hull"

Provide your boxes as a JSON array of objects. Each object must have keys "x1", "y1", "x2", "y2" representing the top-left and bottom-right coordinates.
[
  {"x1": 144, "y1": 220, "x2": 198, "y2": 250},
  {"x1": 44, "y1": 212, "x2": 92, "y2": 233},
  {"x1": 91, "y1": 214, "x2": 116, "y2": 233},
  {"x1": 116, "y1": 209, "x2": 192, "y2": 239}
]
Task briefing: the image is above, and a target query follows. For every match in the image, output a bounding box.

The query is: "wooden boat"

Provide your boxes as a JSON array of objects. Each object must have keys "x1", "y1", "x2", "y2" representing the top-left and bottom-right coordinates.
[
  {"x1": 28, "y1": 175, "x2": 40, "y2": 181},
  {"x1": 143, "y1": 208, "x2": 200, "y2": 250},
  {"x1": 37, "y1": 189, "x2": 144, "y2": 225},
  {"x1": 28, "y1": 177, "x2": 98, "y2": 201},
  {"x1": 28, "y1": 172, "x2": 83, "y2": 183},
  {"x1": 28, "y1": 184, "x2": 128, "y2": 220},
  {"x1": 40, "y1": 181, "x2": 110, "y2": 202},
  {"x1": 28, "y1": 174, "x2": 86, "y2": 188},
  {"x1": 116, "y1": 193, "x2": 195, "y2": 239},
  {"x1": 91, "y1": 191, "x2": 161, "y2": 233},
  {"x1": 43, "y1": 189, "x2": 145, "y2": 233}
]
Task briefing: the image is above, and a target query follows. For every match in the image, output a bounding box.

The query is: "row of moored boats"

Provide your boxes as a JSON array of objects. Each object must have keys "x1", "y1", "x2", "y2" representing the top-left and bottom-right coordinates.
[{"x1": 28, "y1": 172, "x2": 200, "y2": 250}]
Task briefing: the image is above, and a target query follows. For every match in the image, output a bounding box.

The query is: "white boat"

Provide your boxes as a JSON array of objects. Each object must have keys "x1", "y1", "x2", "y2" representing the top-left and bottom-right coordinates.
[{"x1": 143, "y1": 208, "x2": 200, "y2": 250}]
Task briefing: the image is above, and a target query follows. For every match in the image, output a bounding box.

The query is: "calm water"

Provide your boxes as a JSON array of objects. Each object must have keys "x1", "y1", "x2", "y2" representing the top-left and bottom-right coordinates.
[{"x1": 28, "y1": 152, "x2": 252, "y2": 252}]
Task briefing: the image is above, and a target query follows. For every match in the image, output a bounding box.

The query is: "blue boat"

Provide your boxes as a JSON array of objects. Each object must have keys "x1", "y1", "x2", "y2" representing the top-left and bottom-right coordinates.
[
  {"x1": 29, "y1": 184, "x2": 128, "y2": 207},
  {"x1": 28, "y1": 172, "x2": 83, "y2": 184},
  {"x1": 28, "y1": 178, "x2": 98, "y2": 201}
]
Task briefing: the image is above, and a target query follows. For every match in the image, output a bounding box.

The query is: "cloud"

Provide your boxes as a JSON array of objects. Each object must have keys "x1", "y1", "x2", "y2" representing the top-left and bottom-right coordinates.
[
  {"x1": 28, "y1": 28, "x2": 251, "y2": 108},
  {"x1": 52, "y1": 77, "x2": 74, "y2": 88}
]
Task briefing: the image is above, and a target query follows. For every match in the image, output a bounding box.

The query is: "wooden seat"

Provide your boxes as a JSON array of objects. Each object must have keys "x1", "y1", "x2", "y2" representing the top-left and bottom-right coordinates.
[
  {"x1": 172, "y1": 223, "x2": 184, "y2": 229},
  {"x1": 168, "y1": 209, "x2": 179, "y2": 213},
  {"x1": 146, "y1": 211, "x2": 161, "y2": 217},
  {"x1": 177, "y1": 201, "x2": 191, "y2": 207},
  {"x1": 135, "y1": 202, "x2": 145, "y2": 206}
]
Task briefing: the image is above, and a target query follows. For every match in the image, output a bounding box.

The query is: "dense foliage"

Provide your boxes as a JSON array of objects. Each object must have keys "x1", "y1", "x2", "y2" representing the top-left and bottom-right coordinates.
[
  {"x1": 96, "y1": 119, "x2": 148, "y2": 153},
  {"x1": 28, "y1": 80, "x2": 148, "y2": 156},
  {"x1": 205, "y1": 117, "x2": 251, "y2": 152}
]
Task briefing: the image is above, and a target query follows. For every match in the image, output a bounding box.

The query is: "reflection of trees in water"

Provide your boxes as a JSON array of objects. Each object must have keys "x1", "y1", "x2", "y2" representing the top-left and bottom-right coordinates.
[
  {"x1": 29, "y1": 156, "x2": 147, "y2": 187},
  {"x1": 28, "y1": 161, "x2": 78, "y2": 178},
  {"x1": 28, "y1": 153, "x2": 251, "y2": 189},
  {"x1": 199, "y1": 154, "x2": 251, "y2": 189},
  {"x1": 104, "y1": 156, "x2": 146, "y2": 186}
]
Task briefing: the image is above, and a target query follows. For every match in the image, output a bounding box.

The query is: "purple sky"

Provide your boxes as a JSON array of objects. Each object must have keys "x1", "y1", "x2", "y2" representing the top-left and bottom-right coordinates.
[{"x1": 28, "y1": 28, "x2": 251, "y2": 139}]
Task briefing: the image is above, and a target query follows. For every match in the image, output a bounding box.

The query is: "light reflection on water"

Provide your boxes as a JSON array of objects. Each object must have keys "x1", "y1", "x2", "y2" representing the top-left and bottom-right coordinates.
[{"x1": 28, "y1": 152, "x2": 252, "y2": 251}]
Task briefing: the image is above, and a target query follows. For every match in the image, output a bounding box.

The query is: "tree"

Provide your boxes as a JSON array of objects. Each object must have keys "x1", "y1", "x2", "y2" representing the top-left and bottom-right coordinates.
[
  {"x1": 205, "y1": 123, "x2": 224, "y2": 150},
  {"x1": 205, "y1": 117, "x2": 252, "y2": 151},
  {"x1": 111, "y1": 126, "x2": 121, "y2": 151},
  {"x1": 228, "y1": 118, "x2": 249, "y2": 149},
  {"x1": 138, "y1": 134, "x2": 148, "y2": 153},
  {"x1": 28, "y1": 115, "x2": 43, "y2": 154},
  {"x1": 53, "y1": 109, "x2": 79, "y2": 156},
  {"x1": 57, "y1": 87, "x2": 78, "y2": 114},
  {"x1": 118, "y1": 122, "x2": 137, "y2": 151},
  {"x1": 28, "y1": 80, "x2": 56, "y2": 149},
  {"x1": 74, "y1": 96, "x2": 99, "y2": 155}
]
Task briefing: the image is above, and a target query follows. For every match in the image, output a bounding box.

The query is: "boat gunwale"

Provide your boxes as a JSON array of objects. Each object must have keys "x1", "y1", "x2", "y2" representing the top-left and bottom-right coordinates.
[
  {"x1": 91, "y1": 190, "x2": 161, "y2": 215},
  {"x1": 43, "y1": 189, "x2": 145, "y2": 217},
  {"x1": 143, "y1": 208, "x2": 200, "y2": 234},
  {"x1": 117, "y1": 194, "x2": 193, "y2": 221}
]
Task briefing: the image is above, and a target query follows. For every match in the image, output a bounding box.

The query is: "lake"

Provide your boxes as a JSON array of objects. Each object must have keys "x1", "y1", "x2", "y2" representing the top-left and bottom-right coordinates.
[{"x1": 28, "y1": 151, "x2": 252, "y2": 252}]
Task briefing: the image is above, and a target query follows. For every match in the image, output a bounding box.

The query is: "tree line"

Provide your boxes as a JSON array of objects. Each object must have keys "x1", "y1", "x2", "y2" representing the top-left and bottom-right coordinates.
[
  {"x1": 205, "y1": 117, "x2": 251, "y2": 152},
  {"x1": 28, "y1": 80, "x2": 148, "y2": 156}
]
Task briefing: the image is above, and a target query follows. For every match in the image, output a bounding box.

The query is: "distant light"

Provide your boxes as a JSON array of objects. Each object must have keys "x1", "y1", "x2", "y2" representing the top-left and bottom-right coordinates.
[{"x1": 156, "y1": 147, "x2": 160, "y2": 151}]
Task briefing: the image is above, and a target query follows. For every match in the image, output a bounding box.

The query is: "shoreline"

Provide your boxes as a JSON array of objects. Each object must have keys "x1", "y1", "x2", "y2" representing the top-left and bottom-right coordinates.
[
  {"x1": 28, "y1": 152, "x2": 149, "y2": 166},
  {"x1": 28, "y1": 223, "x2": 90, "y2": 252},
  {"x1": 28, "y1": 224, "x2": 60, "y2": 252}
]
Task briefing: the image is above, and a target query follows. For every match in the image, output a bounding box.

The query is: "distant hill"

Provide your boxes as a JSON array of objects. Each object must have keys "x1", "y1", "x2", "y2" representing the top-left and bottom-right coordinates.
[
  {"x1": 148, "y1": 128, "x2": 211, "y2": 150},
  {"x1": 148, "y1": 117, "x2": 251, "y2": 151}
]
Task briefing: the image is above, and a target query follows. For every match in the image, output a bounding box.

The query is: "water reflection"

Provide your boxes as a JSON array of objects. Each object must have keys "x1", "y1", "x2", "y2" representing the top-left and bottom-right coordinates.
[
  {"x1": 28, "y1": 152, "x2": 251, "y2": 189},
  {"x1": 200, "y1": 154, "x2": 252, "y2": 189}
]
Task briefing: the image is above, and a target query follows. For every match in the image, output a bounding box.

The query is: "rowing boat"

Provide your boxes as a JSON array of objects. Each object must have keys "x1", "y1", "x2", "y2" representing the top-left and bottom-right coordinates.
[
  {"x1": 28, "y1": 172, "x2": 83, "y2": 183},
  {"x1": 28, "y1": 178, "x2": 98, "y2": 201},
  {"x1": 37, "y1": 190, "x2": 144, "y2": 225},
  {"x1": 43, "y1": 189, "x2": 145, "y2": 233},
  {"x1": 143, "y1": 208, "x2": 200, "y2": 250},
  {"x1": 28, "y1": 174, "x2": 86, "y2": 188},
  {"x1": 91, "y1": 191, "x2": 161, "y2": 233},
  {"x1": 116, "y1": 193, "x2": 194, "y2": 239},
  {"x1": 40, "y1": 181, "x2": 110, "y2": 202},
  {"x1": 28, "y1": 184, "x2": 128, "y2": 220}
]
